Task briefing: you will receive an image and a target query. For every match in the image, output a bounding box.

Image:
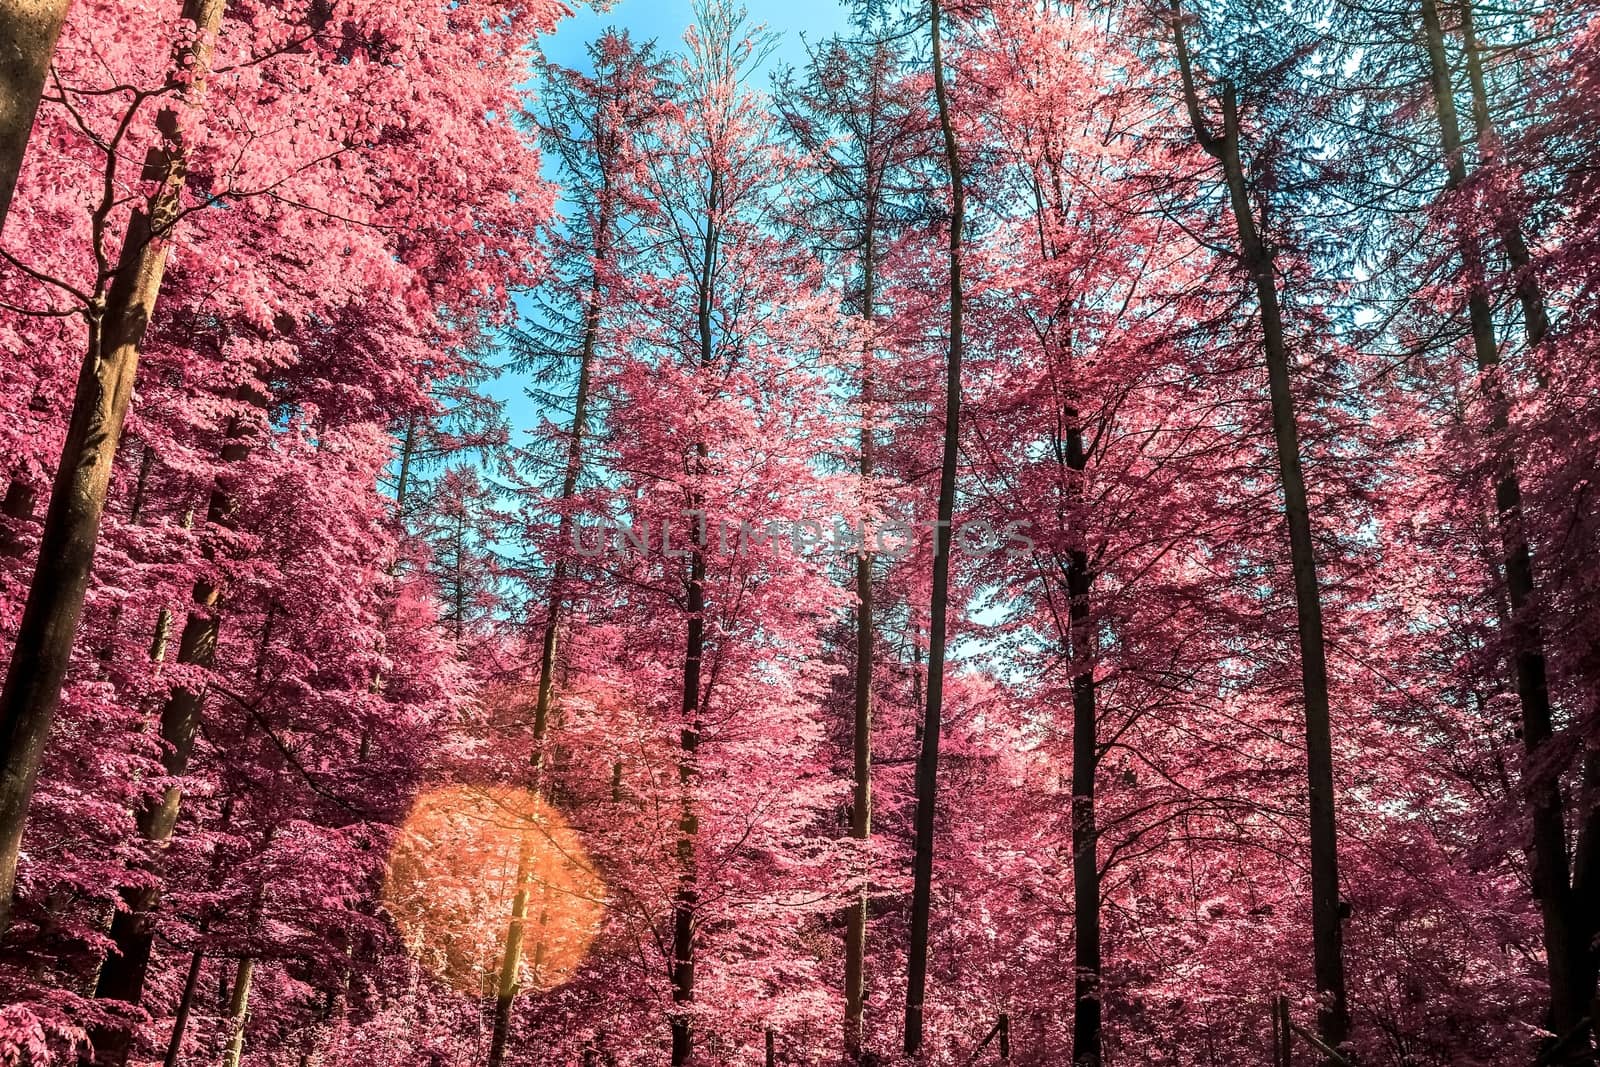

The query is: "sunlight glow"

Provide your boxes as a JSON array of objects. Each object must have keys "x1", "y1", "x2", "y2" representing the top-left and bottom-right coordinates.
[{"x1": 384, "y1": 784, "x2": 605, "y2": 997}]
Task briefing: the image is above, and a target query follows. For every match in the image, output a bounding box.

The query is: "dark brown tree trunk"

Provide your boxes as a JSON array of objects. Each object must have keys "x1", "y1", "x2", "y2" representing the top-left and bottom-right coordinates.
[
  {"x1": 161, "y1": 942, "x2": 205, "y2": 1067},
  {"x1": 670, "y1": 158, "x2": 721, "y2": 1066},
  {"x1": 1574, "y1": 742, "x2": 1600, "y2": 1050},
  {"x1": 1066, "y1": 417, "x2": 1100, "y2": 1067},
  {"x1": 0, "y1": 0, "x2": 71, "y2": 233},
  {"x1": 905, "y1": 0, "x2": 963, "y2": 1055},
  {"x1": 843, "y1": 407, "x2": 874, "y2": 1061},
  {"x1": 1420, "y1": 4, "x2": 1589, "y2": 1057},
  {"x1": 671, "y1": 536, "x2": 705, "y2": 1067},
  {"x1": 161, "y1": 788, "x2": 235, "y2": 1067},
  {"x1": 1170, "y1": 2, "x2": 1350, "y2": 1053},
  {"x1": 844, "y1": 154, "x2": 878, "y2": 1067},
  {"x1": 0, "y1": 0, "x2": 226, "y2": 940}
]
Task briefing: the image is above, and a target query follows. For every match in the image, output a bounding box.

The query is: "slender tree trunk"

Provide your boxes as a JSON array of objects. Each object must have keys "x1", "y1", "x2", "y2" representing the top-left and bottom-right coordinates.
[
  {"x1": 0, "y1": 0, "x2": 71, "y2": 233},
  {"x1": 482, "y1": 206, "x2": 610, "y2": 1067},
  {"x1": 905, "y1": 0, "x2": 963, "y2": 1055},
  {"x1": 1456, "y1": 0, "x2": 1549, "y2": 355},
  {"x1": 670, "y1": 162, "x2": 721, "y2": 1066},
  {"x1": 393, "y1": 416, "x2": 416, "y2": 526},
  {"x1": 162, "y1": 941, "x2": 205, "y2": 1067},
  {"x1": 90, "y1": 393, "x2": 261, "y2": 1065},
  {"x1": 1066, "y1": 416, "x2": 1100, "y2": 1067},
  {"x1": 220, "y1": 956, "x2": 255, "y2": 1067},
  {"x1": 0, "y1": 0, "x2": 225, "y2": 941},
  {"x1": 1170, "y1": 2, "x2": 1350, "y2": 1052},
  {"x1": 213, "y1": 817, "x2": 272, "y2": 1067},
  {"x1": 844, "y1": 166, "x2": 878, "y2": 1067},
  {"x1": 161, "y1": 789, "x2": 235, "y2": 1067},
  {"x1": 1420, "y1": 4, "x2": 1588, "y2": 1056},
  {"x1": 843, "y1": 409, "x2": 874, "y2": 1062},
  {"x1": 671, "y1": 535, "x2": 705, "y2": 1067},
  {"x1": 532, "y1": 234, "x2": 606, "y2": 763},
  {"x1": 486, "y1": 835, "x2": 532, "y2": 1067}
]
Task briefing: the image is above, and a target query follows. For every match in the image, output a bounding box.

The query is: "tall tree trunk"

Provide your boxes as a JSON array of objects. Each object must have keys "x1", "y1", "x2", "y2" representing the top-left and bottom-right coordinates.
[
  {"x1": 0, "y1": 0, "x2": 71, "y2": 233},
  {"x1": 89, "y1": 393, "x2": 261, "y2": 1065},
  {"x1": 905, "y1": 0, "x2": 963, "y2": 1055},
  {"x1": 844, "y1": 149, "x2": 879, "y2": 1066},
  {"x1": 671, "y1": 535, "x2": 705, "y2": 1067},
  {"x1": 1574, "y1": 742, "x2": 1600, "y2": 1048},
  {"x1": 1456, "y1": 0, "x2": 1549, "y2": 355},
  {"x1": 1066, "y1": 414, "x2": 1100, "y2": 1067},
  {"x1": 1420, "y1": 3, "x2": 1588, "y2": 1056},
  {"x1": 162, "y1": 940, "x2": 206, "y2": 1067},
  {"x1": 670, "y1": 159, "x2": 721, "y2": 1066},
  {"x1": 1170, "y1": 1, "x2": 1350, "y2": 1052},
  {"x1": 0, "y1": 0, "x2": 226, "y2": 940},
  {"x1": 532, "y1": 223, "x2": 605, "y2": 758},
  {"x1": 843, "y1": 368, "x2": 875, "y2": 1063},
  {"x1": 216, "y1": 870, "x2": 267, "y2": 1067},
  {"x1": 482, "y1": 205, "x2": 610, "y2": 1067}
]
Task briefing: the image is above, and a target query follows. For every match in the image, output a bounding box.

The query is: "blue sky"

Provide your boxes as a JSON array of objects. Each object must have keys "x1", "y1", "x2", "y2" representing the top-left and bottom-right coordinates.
[
  {"x1": 490, "y1": 1, "x2": 856, "y2": 440},
  {"x1": 541, "y1": 0, "x2": 854, "y2": 74}
]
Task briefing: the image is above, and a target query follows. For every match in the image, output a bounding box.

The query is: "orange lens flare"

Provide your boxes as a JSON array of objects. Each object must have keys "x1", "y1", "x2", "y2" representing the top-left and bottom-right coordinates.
[{"x1": 383, "y1": 784, "x2": 605, "y2": 997}]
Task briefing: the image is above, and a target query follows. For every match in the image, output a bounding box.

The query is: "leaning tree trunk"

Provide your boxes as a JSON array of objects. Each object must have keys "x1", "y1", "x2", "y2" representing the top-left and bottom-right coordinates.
[
  {"x1": 161, "y1": 940, "x2": 206, "y2": 1067},
  {"x1": 486, "y1": 837, "x2": 533, "y2": 1067},
  {"x1": 483, "y1": 204, "x2": 610, "y2": 1067},
  {"x1": 219, "y1": 881, "x2": 265, "y2": 1067},
  {"x1": 160, "y1": 792, "x2": 234, "y2": 1067},
  {"x1": 0, "y1": 0, "x2": 226, "y2": 940},
  {"x1": 162, "y1": 624, "x2": 268, "y2": 1067},
  {"x1": 905, "y1": 0, "x2": 964, "y2": 1056},
  {"x1": 532, "y1": 215, "x2": 607, "y2": 756},
  {"x1": 1456, "y1": 0, "x2": 1549, "y2": 355},
  {"x1": 1170, "y1": 1, "x2": 1350, "y2": 1052},
  {"x1": 220, "y1": 955, "x2": 255, "y2": 1067},
  {"x1": 89, "y1": 390, "x2": 262, "y2": 1066},
  {"x1": 1419, "y1": 3, "x2": 1588, "y2": 1056},
  {"x1": 0, "y1": 0, "x2": 72, "y2": 233}
]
